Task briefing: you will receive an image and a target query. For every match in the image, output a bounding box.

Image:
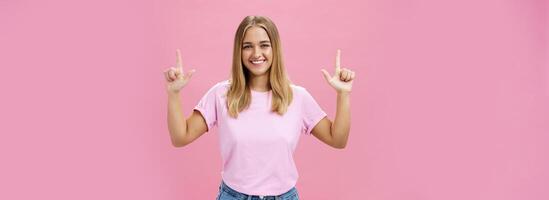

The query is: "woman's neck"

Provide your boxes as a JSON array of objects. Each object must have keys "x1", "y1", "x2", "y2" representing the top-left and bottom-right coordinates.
[{"x1": 249, "y1": 73, "x2": 270, "y2": 92}]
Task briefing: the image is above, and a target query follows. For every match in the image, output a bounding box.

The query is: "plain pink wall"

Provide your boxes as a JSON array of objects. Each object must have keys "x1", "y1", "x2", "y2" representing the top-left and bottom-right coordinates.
[{"x1": 1, "y1": 0, "x2": 548, "y2": 199}]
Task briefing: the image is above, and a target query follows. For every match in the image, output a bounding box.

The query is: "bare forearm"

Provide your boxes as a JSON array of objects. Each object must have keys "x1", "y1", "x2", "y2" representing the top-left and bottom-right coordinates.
[
  {"x1": 167, "y1": 92, "x2": 187, "y2": 146},
  {"x1": 332, "y1": 91, "x2": 351, "y2": 148}
]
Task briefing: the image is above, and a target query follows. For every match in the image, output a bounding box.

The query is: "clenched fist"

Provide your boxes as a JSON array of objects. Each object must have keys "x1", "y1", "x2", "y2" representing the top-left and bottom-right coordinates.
[{"x1": 164, "y1": 49, "x2": 195, "y2": 94}]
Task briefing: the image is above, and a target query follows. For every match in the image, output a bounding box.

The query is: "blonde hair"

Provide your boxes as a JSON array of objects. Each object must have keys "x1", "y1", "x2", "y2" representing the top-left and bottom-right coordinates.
[{"x1": 227, "y1": 16, "x2": 293, "y2": 118}]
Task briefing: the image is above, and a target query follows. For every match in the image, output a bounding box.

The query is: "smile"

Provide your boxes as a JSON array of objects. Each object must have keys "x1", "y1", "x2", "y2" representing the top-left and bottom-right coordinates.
[{"x1": 251, "y1": 59, "x2": 266, "y2": 64}]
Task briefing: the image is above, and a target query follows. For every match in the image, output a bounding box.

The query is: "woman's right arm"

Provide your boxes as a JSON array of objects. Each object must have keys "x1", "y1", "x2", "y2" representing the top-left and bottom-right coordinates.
[
  {"x1": 165, "y1": 49, "x2": 208, "y2": 147},
  {"x1": 167, "y1": 93, "x2": 208, "y2": 147}
]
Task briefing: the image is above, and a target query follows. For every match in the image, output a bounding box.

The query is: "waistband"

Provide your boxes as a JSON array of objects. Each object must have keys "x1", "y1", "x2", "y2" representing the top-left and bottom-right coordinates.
[{"x1": 219, "y1": 181, "x2": 298, "y2": 200}]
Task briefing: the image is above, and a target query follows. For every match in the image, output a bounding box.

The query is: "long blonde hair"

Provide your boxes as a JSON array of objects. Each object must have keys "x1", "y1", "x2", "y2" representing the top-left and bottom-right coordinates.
[{"x1": 227, "y1": 16, "x2": 293, "y2": 118}]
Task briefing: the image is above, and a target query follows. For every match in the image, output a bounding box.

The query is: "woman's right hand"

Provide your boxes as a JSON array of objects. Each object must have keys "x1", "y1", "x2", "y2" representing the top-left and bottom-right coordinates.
[{"x1": 164, "y1": 49, "x2": 195, "y2": 94}]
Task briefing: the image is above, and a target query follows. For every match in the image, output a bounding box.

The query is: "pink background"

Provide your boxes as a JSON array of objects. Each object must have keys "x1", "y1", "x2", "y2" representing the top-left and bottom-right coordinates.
[{"x1": 1, "y1": 0, "x2": 548, "y2": 199}]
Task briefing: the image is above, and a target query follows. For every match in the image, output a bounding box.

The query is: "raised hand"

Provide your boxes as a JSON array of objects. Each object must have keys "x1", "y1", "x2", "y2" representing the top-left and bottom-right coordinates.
[
  {"x1": 321, "y1": 49, "x2": 355, "y2": 93},
  {"x1": 164, "y1": 49, "x2": 196, "y2": 94}
]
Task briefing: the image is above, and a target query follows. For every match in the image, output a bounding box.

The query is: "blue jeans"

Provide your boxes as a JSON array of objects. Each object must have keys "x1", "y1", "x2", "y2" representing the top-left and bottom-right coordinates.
[{"x1": 216, "y1": 181, "x2": 300, "y2": 200}]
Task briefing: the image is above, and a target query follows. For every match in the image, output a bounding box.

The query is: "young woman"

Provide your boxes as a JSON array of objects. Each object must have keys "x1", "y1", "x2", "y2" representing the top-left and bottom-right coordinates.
[{"x1": 164, "y1": 16, "x2": 355, "y2": 200}]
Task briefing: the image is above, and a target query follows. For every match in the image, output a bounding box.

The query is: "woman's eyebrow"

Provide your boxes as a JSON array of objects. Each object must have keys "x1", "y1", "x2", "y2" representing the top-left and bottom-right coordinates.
[{"x1": 243, "y1": 40, "x2": 271, "y2": 45}]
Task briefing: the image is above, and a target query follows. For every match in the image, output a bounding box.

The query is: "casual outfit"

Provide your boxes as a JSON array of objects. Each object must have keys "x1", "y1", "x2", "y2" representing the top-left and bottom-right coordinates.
[{"x1": 194, "y1": 80, "x2": 326, "y2": 198}]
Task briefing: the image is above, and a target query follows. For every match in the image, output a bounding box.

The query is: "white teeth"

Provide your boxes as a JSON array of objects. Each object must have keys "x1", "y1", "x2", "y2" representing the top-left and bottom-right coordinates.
[{"x1": 251, "y1": 60, "x2": 265, "y2": 64}]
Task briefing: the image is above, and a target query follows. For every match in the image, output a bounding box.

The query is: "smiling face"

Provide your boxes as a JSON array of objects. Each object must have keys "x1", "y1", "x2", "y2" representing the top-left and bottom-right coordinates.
[{"x1": 241, "y1": 26, "x2": 273, "y2": 77}]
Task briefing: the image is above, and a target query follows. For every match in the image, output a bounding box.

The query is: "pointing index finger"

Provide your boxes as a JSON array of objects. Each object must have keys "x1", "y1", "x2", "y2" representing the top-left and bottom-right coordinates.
[
  {"x1": 176, "y1": 49, "x2": 183, "y2": 70},
  {"x1": 335, "y1": 49, "x2": 341, "y2": 71}
]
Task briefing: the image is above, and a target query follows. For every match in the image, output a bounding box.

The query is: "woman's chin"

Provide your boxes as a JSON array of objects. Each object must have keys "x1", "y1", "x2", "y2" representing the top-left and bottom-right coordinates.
[
  {"x1": 249, "y1": 69, "x2": 270, "y2": 77},
  {"x1": 246, "y1": 65, "x2": 270, "y2": 76}
]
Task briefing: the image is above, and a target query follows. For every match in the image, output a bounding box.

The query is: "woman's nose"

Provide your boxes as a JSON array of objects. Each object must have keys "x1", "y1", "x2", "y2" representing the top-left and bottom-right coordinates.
[{"x1": 253, "y1": 47, "x2": 262, "y2": 57}]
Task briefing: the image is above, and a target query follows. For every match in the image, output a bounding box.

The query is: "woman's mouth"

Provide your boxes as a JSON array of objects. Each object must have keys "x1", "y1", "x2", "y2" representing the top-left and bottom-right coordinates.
[{"x1": 250, "y1": 59, "x2": 266, "y2": 65}]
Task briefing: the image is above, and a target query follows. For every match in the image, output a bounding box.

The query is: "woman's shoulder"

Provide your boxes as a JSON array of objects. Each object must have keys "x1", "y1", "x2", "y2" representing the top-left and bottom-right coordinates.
[
  {"x1": 289, "y1": 83, "x2": 312, "y2": 97},
  {"x1": 203, "y1": 80, "x2": 230, "y2": 95},
  {"x1": 213, "y1": 79, "x2": 231, "y2": 89},
  {"x1": 289, "y1": 84, "x2": 321, "y2": 106}
]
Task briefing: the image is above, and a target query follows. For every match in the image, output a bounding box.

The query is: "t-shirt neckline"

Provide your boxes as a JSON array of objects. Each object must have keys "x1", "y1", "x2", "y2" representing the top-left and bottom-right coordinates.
[{"x1": 250, "y1": 89, "x2": 271, "y2": 94}]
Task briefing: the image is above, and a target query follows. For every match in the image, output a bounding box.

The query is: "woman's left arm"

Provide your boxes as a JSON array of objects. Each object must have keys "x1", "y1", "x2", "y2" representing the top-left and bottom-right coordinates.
[{"x1": 311, "y1": 49, "x2": 355, "y2": 149}]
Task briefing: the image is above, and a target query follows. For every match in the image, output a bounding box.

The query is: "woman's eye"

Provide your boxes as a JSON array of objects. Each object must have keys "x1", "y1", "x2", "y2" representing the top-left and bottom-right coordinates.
[
  {"x1": 243, "y1": 46, "x2": 251, "y2": 49},
  {"x1": 261, "y1": 44, "x2": 270, "y2": 48}
]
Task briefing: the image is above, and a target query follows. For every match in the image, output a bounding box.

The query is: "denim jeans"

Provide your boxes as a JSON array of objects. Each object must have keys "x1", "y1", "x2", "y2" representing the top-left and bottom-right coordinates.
[{"x1": 216, "y1": 180, "x2": 299, "y2": 200}]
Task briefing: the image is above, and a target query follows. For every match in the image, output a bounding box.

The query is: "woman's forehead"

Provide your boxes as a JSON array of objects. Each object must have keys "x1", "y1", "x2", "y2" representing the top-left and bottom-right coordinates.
[{"x1": 243, "y1": 26, "x2": 271, "y2": 43}]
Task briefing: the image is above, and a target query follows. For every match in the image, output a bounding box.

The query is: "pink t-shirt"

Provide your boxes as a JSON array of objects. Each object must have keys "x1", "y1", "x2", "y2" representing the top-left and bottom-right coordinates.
[{"x1": 193, "y1": 80, "x2": 326, "y2": 196}]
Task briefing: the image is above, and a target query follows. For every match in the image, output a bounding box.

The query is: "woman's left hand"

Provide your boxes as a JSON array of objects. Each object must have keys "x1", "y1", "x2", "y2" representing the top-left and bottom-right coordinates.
[{"x1": 321, "y1": 49, "x2": 355, "y2": 93}]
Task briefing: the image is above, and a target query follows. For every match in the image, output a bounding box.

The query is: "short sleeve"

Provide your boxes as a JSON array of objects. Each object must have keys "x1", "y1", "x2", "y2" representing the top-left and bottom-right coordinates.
[
  {"x1": 302, "y1": 89, "x2": 327, "y2": 135},
  {"x1": 193, "y1": 84, "x2": 219, "y2": 132}
]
